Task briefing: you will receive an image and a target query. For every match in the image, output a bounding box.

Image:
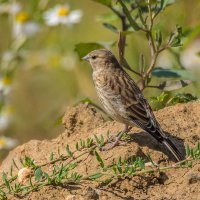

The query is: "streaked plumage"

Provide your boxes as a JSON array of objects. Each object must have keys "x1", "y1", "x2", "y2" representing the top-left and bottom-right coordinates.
[{"x1": 83, "y1": 49, "x2": 183, "y2": 161}]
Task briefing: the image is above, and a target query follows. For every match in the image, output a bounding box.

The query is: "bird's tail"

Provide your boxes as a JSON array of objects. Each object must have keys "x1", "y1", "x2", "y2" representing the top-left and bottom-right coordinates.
[
  {"x1": 162, "y1": 138, "x2": 184, "y2": 162},
  {"x1": 130, "y1": 117, "x2": 184, "y2": 162}
]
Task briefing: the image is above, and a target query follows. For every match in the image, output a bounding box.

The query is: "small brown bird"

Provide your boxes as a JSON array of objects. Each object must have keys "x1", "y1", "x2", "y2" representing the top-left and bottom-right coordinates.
[{"x1": 83, "y1": 49, "x2": 183, "y2": 161}]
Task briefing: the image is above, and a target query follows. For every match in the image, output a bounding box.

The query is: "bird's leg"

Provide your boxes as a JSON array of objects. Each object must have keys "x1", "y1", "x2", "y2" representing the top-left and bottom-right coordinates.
[{"x1": 101, "y1": 124, "x2": 132, "y2": 151}]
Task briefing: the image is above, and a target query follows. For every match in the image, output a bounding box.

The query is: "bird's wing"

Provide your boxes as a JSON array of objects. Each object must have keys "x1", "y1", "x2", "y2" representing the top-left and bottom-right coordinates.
[
  {"x1": 101, "y1": 69, "x2": 163, "y2": 140},
  {"x1": 118, "y1": 71, "x2": 167, "y2": 141},
  {"x1": 100, "y1": 69, "x2": 163, "y2": 138}
]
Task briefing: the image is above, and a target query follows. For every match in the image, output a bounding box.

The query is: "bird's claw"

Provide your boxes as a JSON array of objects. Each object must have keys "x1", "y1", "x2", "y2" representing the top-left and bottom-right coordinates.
[
  {"x1": 107, "y1": 135, "x2": 116, "y2": 143},
  {"x1": 100, "y1": 137, "x2": 126, "y2": 151}
]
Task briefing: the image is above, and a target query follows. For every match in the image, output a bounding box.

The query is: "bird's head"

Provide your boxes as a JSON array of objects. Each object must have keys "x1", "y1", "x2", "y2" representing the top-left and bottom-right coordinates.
[{"x1": 82, "y1": 49, "x2": 119, "y2": 71}]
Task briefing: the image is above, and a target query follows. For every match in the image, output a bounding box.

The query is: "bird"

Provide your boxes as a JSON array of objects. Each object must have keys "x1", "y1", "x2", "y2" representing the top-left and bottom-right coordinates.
[{"x1": 82, "y1": 49, "x2": 184, "y2": 162}]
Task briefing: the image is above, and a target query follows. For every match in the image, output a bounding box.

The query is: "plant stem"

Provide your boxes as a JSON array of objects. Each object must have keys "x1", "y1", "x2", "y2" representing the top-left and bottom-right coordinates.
[
  {"x1": 139, "y1": 0, "x2": 158, "y2": 90},
  {"x1": 113, "y1": 6, "x2": 142, "y2": 77}
]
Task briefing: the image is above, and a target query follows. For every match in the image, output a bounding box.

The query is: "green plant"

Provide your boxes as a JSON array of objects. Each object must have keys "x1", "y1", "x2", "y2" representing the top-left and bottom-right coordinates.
[
  {"x1": 75, "y1": 0, "x2": 197, "y2": 93},
  {"x1": 150, "y1": 92, "x2": 197, "y2": 110},
  {"x1": 0, "y1": 134, "x2": 199, "y2": 199}
]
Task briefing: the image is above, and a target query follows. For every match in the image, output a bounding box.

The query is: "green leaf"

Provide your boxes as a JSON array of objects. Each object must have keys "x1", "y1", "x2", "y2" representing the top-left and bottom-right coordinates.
[
  {"x1": 101, "y1": 178, "x2": 112, "y2": 185},
  {"x1": 170, "y1": 38, "x2": 182, "y2": 47},
  {"x1": 12, "y1": 159, "x2": 19, "y2": 170},
  {"x1": 124, "y1": 163, "x2": 129, "y2": 174},
  {"x1": 100, "y1": 135, "x2": 105, "y2": 146},
  {"x1": 187, "y1": 161, "x2": 193, "y2": 168},
  {"x1": 49, "y1": 152, "x2": 54, "y2": 162},
  {"x1": 97, "y1": 13, "x2": 118, "y2": 23},
  {"x1": 150, "y1": 92, "x2": 169, "y2": 110},
  {"x1": 112, "y1": 166, "x2": 117, "y2": 175},
  {"x1": 95, "y1": 151, "x2": 105, "y2": 169},
  {"x1": 147, "y1": 154, "x2": 156, "y2": 167},
  {"x1": 195, "y1": 143, "x2": 200, "y2": 159},
  {"x1": 70, "y1": 172, "x2": 82, "y2": 182},
  {"x1": 94, "y1": 135, "x2": 101, "y2": 144},
  {"x1": 168, "y1": 93, "x2": 197, "y2": 105},
  {"x1": 10, "y1": 166, "x2": 13, "y2": 177},
  {"x1": 76, "y1": 142, "x2": 79, "y2": 151},
  {"x1": 153, "y1": 68, "x2": 180, "y2": 77},
  {"x1": 117, "y1": 0, "x2": 140, "y2": 31},
  {"x1": 152, "y1": 68, "x2": 196, "y2": 80},
  {"x1": 75, "y1": 43, "x2": 104, "y2": 59},
  {"x1": 150, "y1": 92, "x2": 169, "y2": 103},
  {"x1": 58, "y1": 164, "x2": 64, "y2": 179},
  {"x1": 92, "y1": 0, "x2": 112, "y2": 6},
  {"x1": 29, "y1": 176, "x2": 34, "y2": 189},
  {"x1": 43, "y1": 172, "x2": 49, "y2": 179},
  {"x1": 185, "y1": 143, "x2": 200, "y2": 159},
  {"x1": 81, "y1": 97, "x2": 93, "y2": 104},
  {"x1": 190, "y1": 149, "x2": 194, "y2": 157},
  {"x1": 44, "y1": 172, "x2": 52, "y2": 184},
  {"x1": 158, "y1": 80, "x2": 192, "y2": 91},
  {"x1": 198, "y1": 142, "x2": 200, "y2": 151},
  {"x1": 66, "y1": 145, "x2": 73, "y2": 157},
  {"x1": 160, "y1": 0, "x2": 174, "y2": 10},
  {"x1": 169, "y1": 25, "x2": 182, "y2": 47},
  {"x1": 186, "y1": 144, "x2": 190, "y2": 157},
  {"x1": 34, "y1": 168, "x2": 43, "y2": 181},
  {"x1": 21, "y1": 156, "x2": 36, "y2": 168},
  {"x1": 67, "y1": 163, "x2": 78, "y2": 170},
  {"x1": 117, "y1": 157, "x2": 123, "y2": 174},
  {"x1": 134, "y1": 157, "x2": 145, "y2": 169},
  {"x1": 103, "y1": 23, "x2": 118, "y2": 33},
  {"x1": 89, "y1": 172, "x2": 104, "y2": 180},
  {"x1": 74, "y1": 98, "x2": 94, "y2": 107},
  {"x1": 80, "y1": 139, "x2": 86, "y2": 148},
  {"x1": 86, "y1": 138, "x2": 94, "y2": 147},
  {"x1": 0, "y1": 187, "x2": 7, "y2": 199},
  {"x1": 155, "y1": 30, "x2": 162, "y2": 47},
  {"x1": 2, "y1": 172, "x2": 10, "y2": 192}
]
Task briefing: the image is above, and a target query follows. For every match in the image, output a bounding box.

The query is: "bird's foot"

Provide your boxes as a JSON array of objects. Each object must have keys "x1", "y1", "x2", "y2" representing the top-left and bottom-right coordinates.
[
  {"x1": 100, "y1": 136, "x2": 126, "y2": 151},
  {"x1": 100, "y1": 125, "x2": 132, "y2": 151},
  {"x1": 107, "y1": 135, "x2": 117, "y2": 143}
]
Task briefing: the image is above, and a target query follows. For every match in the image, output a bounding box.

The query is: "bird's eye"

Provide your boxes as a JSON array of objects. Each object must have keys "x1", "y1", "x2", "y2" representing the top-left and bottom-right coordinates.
[{"x1": 91, "y1": 56, "x2": 97, "y2": 60}]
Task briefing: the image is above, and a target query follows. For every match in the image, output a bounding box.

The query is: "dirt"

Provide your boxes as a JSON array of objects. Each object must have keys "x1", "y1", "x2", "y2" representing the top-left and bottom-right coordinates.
[{"x1": 0, "y1": 101, "x2": 200, "y2": 200}]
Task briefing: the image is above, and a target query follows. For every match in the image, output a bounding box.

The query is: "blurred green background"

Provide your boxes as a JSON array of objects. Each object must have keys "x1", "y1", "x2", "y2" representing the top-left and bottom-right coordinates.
[{"x1": 0, "y1": 0, "x2": 200, "y2": 161}]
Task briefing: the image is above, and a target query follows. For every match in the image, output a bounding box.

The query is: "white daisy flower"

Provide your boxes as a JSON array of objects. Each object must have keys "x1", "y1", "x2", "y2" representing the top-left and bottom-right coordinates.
[
  {"x1": 0, "y1": 136, "x2": 18, "y2": 150},
  {"x1": 0, "y1": 113, "x2": 10, "y2": 130},
  {"x1": 0, "y1": 106, "x2": 13, "y2": 131},
  {"x1": 9, "y1": 2, "x2": 21, "y2": 14},
  {"x1": 0, "y1": 77, "x2": 12, "y2": 96},
  {"x1": 43, "y1": 5, "x2": 83, "y2": 27},
  {"x1": 181, "y1": 39, "x2": 200, "y2": 71},
  {"x1": 13, "y1": 11, "x2": 40, "y2": 39},
  {"x1": 2, "y1": 51, "x2": 15, "y2": 63},
  {"x1": 0, "y1": 2, "x2": 21, "y2": 14}
]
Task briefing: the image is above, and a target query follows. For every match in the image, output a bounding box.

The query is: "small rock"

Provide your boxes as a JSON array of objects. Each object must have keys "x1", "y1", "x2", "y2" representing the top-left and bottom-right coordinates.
[
  {"x1": 17, "y1": 167, "x2": 31, "y2": 185},
  {"x1": 82, "y1": 186, "x2": 99, "y2": 199},
  {"x1": 187, "y1": 172, "x2": 200, "y2": 184}
]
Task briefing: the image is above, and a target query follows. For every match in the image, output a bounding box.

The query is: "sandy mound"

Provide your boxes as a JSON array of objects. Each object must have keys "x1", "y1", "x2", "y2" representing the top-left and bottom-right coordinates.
[{"x1": 0, "y1": 101, "x2": 200, "y2": 200}]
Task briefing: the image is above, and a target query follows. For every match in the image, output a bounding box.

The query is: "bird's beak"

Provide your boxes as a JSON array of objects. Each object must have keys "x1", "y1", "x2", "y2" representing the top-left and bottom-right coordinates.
[{"x1": 82, "y1": 55, "x2": 90, "y2": 61}]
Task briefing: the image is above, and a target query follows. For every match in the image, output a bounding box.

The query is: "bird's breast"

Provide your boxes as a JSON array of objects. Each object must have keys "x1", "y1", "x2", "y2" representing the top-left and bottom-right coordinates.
[
  {"x1": 96, "y1": 86, "x2": 123, "y2": 120},
  {"x1": 93, "y1": 74, "x2": 127, "y2": 122}
]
